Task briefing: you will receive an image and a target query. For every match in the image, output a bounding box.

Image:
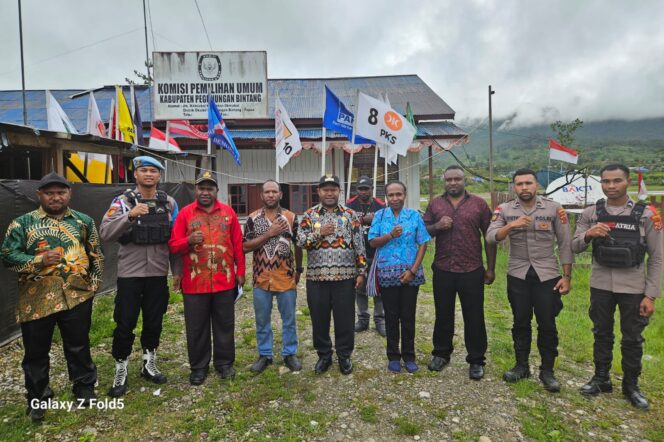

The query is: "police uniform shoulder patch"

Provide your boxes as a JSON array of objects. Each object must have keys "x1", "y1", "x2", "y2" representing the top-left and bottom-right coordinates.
[
  {"x1": 491, "y1": 206, "x2": 502, "y2": 222},
  {"x1": 557, "y1": 207, "x2": 568, "y2": 224},
  {"x1": 648, "y1": 205, "x2": 663, "y2": 231}
]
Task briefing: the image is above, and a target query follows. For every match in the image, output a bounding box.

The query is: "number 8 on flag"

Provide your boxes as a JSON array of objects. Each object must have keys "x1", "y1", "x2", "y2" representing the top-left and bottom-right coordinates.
[{"x1": 356, "y1": 92, "x2": 416, "y2": 157}]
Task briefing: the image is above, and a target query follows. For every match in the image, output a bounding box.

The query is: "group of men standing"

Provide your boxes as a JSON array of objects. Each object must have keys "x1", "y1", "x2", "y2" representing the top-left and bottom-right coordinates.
[{"x1": 1, "y1": 157, "x2": 661, "y2": 422}]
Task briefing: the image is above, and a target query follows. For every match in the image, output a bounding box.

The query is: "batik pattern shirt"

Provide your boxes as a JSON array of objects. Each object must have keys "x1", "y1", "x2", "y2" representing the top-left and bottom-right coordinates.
[
  {"x1": 296, "y1": 204, "x2": 367, "y2": 281},
  {"x1": 368, "y1": 207, "x2": 430, "y2": 287},
  {"x1": 244, "y1": 207, "x2": 298, "y2": 292},
  {"x1": 169, "y1": 200, "x2": 245, "y2": 294},
  {"x1": 1, "y1": 207, "x2": 104, "y2": 323}
]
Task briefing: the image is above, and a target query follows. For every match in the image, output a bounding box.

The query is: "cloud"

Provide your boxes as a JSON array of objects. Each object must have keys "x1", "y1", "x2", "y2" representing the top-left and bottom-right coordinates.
[{"x1": 0, "y1": 0, "x2": 662, "y2": 125}]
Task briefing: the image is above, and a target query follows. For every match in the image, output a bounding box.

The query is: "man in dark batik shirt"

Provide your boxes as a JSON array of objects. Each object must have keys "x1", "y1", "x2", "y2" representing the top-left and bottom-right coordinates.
[{"x1": 423, "y1": 165, "x2": 496, "y2": 380}]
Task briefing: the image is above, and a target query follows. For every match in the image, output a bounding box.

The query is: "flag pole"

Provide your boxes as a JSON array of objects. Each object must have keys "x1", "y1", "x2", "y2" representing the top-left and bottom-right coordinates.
[
  {"x1": 115, "y1": 88, "x2": 120, "y2": 140},
  {"x1": 383, "y1": 93, "x2": 389, "y2": 188},
  {"x1": 322, "y1": 86, "x2": 327, "y2": 176},
  {"x1": 18, "y1": 0, "x2": 28, "y2": 126},
  {"x1": 275, "y1": 92, "x2": 280, "y2": 182},
  {"x1": 346, "y1": 89, "x2": 359, "y2": 201},
  {"x1": 372, "y1": 144, "x2": 379, "y2": 198}
]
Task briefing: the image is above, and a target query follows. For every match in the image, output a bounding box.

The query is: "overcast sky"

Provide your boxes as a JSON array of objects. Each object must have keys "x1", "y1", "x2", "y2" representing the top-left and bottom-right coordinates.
[{"x1": 1, "y1": 0, "x2": 663, "y2": 126}]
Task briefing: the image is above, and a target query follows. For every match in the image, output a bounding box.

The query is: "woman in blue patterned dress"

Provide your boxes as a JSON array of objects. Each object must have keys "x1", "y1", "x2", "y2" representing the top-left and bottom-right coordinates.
[{"x1": 368, "y1": 181, "x2": 430, "y2": 373}]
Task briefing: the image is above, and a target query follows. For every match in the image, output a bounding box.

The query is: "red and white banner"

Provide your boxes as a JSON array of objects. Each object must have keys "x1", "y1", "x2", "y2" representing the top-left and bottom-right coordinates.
[
  {"x1": 149, "y1": 127, "x2": 182, "y2": 152},
  {"x1": 168, "y1": 120, "x2": 208, "y2": 140},
  {"x1": 549, "y1": 139, "x2": 578, "y2": 164}
]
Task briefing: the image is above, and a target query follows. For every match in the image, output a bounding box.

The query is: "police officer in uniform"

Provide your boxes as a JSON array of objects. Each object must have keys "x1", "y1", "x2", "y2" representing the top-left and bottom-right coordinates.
[
  {"x1": 572, "y1": 163, "x2": 663, "y2": 409},
  {"x1": 100, "y1": 156, "x2": 181, "y2": 397},
  {"x1": 487, "y1": 168, "x2": 573, "y2": 392}
]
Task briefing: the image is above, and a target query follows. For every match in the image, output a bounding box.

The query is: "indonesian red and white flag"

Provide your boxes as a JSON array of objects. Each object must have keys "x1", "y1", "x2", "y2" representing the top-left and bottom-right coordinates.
[
  {"x1": 549, "y1": 139, "x2": 578, "y2": 164},
  {"x1": 84, "y1": 92, "x2": 112, "y2": 170},
  {"x1": 149, "y1": 127, "x2": 182, "y2": 152},
  {"x1": 638, "y1": 172, "x2": 648, "y2": 200},
  {"x1": 167, "y1": 120, "x2": 208, "y2": 140}
]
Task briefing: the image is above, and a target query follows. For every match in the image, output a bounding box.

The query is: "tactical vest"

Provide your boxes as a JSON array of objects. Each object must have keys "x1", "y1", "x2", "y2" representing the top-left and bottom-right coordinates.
[
  {"x1": 592, "y1": 199, "x2": 647, "y2": 268},
  {"x1": 118, "y1": 190, "x2": 172, "y2": 245}
]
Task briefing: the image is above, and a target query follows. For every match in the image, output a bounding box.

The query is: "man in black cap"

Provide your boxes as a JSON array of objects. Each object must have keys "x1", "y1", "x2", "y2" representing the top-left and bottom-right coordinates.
[
  {"x1": 100, "y1": 156, "x2": 180, "y2": 397},
  {"x1": 297, "y1": 175, "x2": 367, "y2": 374},
  {"x1": 346, "y1": 175, "x2": 386, "y2": 336},
  {"x1": 1, "y1": 172, "x2": 104, "y2": 421},
  {"x1": 169, "y1": 170, "x2": 245, "y2": 385}
]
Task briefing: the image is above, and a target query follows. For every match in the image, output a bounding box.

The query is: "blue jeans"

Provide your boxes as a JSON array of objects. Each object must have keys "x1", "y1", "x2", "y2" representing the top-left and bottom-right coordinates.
[{"x1": 253, "y1": 288, "x2": 298, "y2": 357}]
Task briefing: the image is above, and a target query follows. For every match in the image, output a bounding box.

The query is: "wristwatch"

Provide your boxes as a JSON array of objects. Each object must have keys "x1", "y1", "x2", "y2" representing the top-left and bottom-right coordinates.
[
  {"x1": 296, "y1": 267, "x2": 304, "y2": 273},
  {"x1": 562, "y1": 274, "x2": 572, "y2": 280}
]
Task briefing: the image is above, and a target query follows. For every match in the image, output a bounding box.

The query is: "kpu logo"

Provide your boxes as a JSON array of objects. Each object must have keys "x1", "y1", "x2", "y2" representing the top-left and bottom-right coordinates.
[{"x1": 198, "y1": 54, "x2": 222, "y2": 81}]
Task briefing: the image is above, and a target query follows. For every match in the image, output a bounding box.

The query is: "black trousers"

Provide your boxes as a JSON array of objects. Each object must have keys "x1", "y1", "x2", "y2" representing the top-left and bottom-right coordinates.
[
  {"x1": 183, "y1": 290, "x2": 235, "y2": 370},
  {"x1": 381, "y1": 284, "x2": 419, "y2": 362},
  {"x1": 589, "y1": 288, "x2": 649, "y2": 380},
  {"x1": 507, "y1": 267, "x2": 563, "y2": 370},
  {"x1": 306, "y1": 279, "x2": 355, "y2": 359},
  {"x1": 20, "y1": 299, "x2": 96, "y2": 402},
  {"x1": 112, "y1": 276, "x2": 169, "y2": 360},
  {"x1": 432, "y1": 266, "x2": 487, "y2": 365}
]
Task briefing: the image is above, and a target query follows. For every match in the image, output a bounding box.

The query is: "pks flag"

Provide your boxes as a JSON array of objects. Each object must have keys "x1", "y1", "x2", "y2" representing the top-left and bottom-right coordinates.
[
  {"x1": 149, "y1": 127, "x2": 182, "y2": 152},
  {"x1": 116, "y1": 86, "x2": 135, "y2": 143},
  {"x1": 323, "y1": 86, "x2": 374, "y2": 144},
  {"x1": 355, "y1": 92, "x2": 416, "y2": 156},
  {"x1": 168, "y1": 120, "x2": 208, "y2": 140},
  {"x1": 275, "y1": 97, "x2": 303, "y2": 169},
  {"x1": 86, "y1": 92, "x2": 106, "y2": 137},
  {"x1": 377, "y1": 93, "x2": 399, "y2": 165},
  {"x1": 46, "y1": 90, "x2": 78, "y2": 134},
  {"x1": 637, "y1": 171, "x2": 649, "y2": 201},
  {"x1": 548, "y1": 139, "x2": 578, "y2": 164},
  {"x1": 132, "y1": 88, "x2": 144, "y2": 145},
  {"x1": 208, "y1": 96, "x2": 241, "y2": 166}
]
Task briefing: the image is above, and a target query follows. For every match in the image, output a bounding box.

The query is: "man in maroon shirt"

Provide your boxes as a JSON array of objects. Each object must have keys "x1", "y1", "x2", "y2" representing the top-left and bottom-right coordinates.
[
  {"x1": 168, "y1": 171, "x2": 245, "y2": 385},
  {"x1": 423, "y1": 165, "x2": 496, "y2": 380}
]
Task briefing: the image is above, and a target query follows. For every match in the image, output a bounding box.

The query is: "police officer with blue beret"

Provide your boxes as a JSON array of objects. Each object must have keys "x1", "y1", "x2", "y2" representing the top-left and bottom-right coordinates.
[{"x1": 100, "y1": 156, "x2": 181, "y2": 398}]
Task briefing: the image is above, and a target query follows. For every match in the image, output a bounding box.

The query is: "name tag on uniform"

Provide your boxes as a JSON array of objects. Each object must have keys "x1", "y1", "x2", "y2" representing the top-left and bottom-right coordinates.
[{"x1": 536, "y1": 221, "x2": 552, "y2": 231}]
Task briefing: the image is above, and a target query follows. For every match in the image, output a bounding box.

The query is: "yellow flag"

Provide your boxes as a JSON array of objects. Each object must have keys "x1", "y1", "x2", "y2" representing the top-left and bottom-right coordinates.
[{"x1": 116, "y1": 86, "x2": 135, "y2": 143}]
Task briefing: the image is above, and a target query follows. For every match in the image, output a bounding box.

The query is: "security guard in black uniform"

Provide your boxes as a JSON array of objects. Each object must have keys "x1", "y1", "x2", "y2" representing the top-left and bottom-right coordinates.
[{"x1": 573, "y1": 163, "x2": 663, "y2": 409}]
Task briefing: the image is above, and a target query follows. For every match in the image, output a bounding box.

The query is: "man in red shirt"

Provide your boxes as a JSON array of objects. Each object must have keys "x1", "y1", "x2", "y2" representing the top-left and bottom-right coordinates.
[{"x1": 168, "y1": 171, "x2": 245, "y2": 385}]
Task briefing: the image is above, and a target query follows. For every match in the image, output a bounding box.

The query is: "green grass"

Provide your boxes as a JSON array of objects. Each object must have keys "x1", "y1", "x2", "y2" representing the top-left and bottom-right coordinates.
[
  {"x1": 482, "y1": 246, "x2": 664, "y2": 441},
  {"x1": 393, "y1": 416, "x2": 421, "y2": 436},
  {"x1": 358, "y1": 404, "x2": 378, "y2": 423}
]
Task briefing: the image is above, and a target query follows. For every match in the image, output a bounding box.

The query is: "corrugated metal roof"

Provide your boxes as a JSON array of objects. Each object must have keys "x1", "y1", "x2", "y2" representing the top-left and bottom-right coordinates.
[
  {"x1": 227, "y1": 121, "x2": 466, "y2": 140},
  {"x1": 0, "y1": 75, "x2": 456, "y2": 133}
]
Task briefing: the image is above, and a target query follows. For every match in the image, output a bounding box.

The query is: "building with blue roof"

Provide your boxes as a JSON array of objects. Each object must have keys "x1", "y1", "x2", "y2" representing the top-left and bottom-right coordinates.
[{"x1": 0, "y1": 75, "x2": 467, "y2": 212}]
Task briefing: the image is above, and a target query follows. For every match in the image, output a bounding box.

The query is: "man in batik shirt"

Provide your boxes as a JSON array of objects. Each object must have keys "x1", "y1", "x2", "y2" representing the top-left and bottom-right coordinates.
[
  {"x1": 244, "y1": 180, "x2": 303, "y2": 374},
  {"x1": 1, "y1": 172, "x2": 104, "y2": 421},
  {"x1": 297, "y1": 175, "x2": 366, "y2": 375}
]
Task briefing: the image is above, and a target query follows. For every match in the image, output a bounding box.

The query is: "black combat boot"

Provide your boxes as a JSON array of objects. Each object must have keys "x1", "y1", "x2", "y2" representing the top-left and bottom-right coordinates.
[
  {"x1": 623, "y1": 376, "x2": 649, "y2": 410},
  {"x1": 503, "y1": 352, "x2": 530, "y2": 383},
  {"x1": 539, "y1": 370, "x2": 560, "y2": 392},
  {"x1": 580, "y1": 366, "x2": 612, "y2": 396}
]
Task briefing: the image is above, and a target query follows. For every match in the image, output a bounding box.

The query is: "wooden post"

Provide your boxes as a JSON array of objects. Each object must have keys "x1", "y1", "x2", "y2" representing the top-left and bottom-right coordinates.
[{"x1": 428, "y1": 145, "x2": 433, "y2": 201}]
